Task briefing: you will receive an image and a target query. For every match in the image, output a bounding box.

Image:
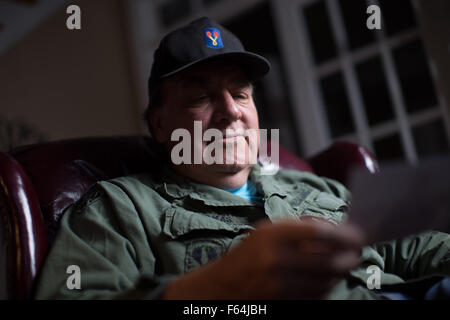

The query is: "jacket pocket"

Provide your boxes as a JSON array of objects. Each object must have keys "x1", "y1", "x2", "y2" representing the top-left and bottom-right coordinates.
[
  {"x1": 301, "y1": 191, "x2": 349, "y2": 225},
  {"x1": 162, "y1": 207, "x2": 253, "y2": 273},
  {"x1": 162, "y1": 206, "x2": 252, "y2": 239}
]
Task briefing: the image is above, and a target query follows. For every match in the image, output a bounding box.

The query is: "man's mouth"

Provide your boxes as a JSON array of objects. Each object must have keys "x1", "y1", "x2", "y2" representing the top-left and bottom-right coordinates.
[
  {"x1": 203, "y1": 128, "x2": 250, "y2": 145},
  {"x1": 204, "y1": 135, "x2": 248, "y2": 146},
  {"x1": 221, "y1": 135, "x2": 246, "y2": 143}
]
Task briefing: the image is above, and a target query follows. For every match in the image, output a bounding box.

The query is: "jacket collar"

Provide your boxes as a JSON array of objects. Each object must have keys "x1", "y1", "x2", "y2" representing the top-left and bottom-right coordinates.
[{"x1": 156, "y1": 164, "x2": 287, "y2": 206}]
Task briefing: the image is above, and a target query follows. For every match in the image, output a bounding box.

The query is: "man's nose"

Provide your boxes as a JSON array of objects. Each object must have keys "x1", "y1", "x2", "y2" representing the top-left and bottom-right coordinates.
[{"x1": 213, "y1": 91, "x2": 242, "y2": 123}]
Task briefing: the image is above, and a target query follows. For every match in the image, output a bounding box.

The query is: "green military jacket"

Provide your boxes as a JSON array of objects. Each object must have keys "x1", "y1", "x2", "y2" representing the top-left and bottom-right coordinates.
[{"x1": 33, "y1": 164, "x2": 450, "y2": 300}]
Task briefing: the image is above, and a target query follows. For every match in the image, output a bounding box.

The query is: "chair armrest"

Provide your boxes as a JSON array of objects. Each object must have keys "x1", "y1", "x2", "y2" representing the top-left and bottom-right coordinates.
[
  {"x1": 307, "y1": 141, "x2": 379, "y2": 186},
  {"x1": 260, "y1": 140, "x2": 314, "y2": 173},
  {"x1": 0, "y1": 151, "x2": 48, "y2": 299}
]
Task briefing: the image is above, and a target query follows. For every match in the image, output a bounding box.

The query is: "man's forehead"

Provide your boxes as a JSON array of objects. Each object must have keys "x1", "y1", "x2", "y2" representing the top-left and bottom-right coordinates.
[{"x1": 173, "y1": 61, "x2": 250, "y2": 87}]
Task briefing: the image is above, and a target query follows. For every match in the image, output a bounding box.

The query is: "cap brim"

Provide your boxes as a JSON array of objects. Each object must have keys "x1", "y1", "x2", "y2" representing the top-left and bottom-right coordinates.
[{"x1": 160, "y1": 51, "x2": 271, "y2": 82}]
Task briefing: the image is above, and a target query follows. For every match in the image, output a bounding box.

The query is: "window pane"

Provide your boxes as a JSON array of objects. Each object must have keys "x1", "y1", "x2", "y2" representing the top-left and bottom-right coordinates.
[
  {"x1": 379, "y1": 0, "x2": 417, "y2": 36},
  {"x1": 159, "y1": 0, "x2": 190, "y2": 27},
  {"x1": 356, "y1": 55, "x2": 395, "y2": 126},
  {"x1": 393, "y1": 39, "x2": 438, "y2": 114},
  {"x1": 338, "y1": 0, "x2": 375, "y2": 50},
  {"x1": 320, "y1": 72, "x2": 355, "y2": 137},
  {"x1": 302, "y1": 0, "x2": 337, "y2": 65},
  {"x1": 374, "y1": 134, "x2": 404, "y2": 161},
  {"x1": 413, "y1": 119, "x2": 449, "y2": 157}
]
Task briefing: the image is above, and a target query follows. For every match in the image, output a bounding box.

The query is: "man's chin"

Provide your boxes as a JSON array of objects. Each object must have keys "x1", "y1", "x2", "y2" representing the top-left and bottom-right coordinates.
[{"x1": 209, "y1": 163, "x2": 253, "y2": 174}]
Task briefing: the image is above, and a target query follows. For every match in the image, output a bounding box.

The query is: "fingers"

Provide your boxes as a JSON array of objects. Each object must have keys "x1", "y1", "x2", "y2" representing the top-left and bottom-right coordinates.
[
  {"x1": 297, "y1": 250, "x2": 360, "y2": 276},
  {"x1": 255, "y1": 219, "x2": 364, "y2": 251},
  {"x1": 278, "y1": 244, "x2": 360, "y2": 276},
  {"x1": 273, "y1": 248, "x2": 360, "y2": 299},
  {"x1": 229, "y1": 219, "x2": 364, "y2": 299},
  {"x1": 276, "y1": 272, "x2": 340, "y2": 300},
  {"x1": 252, "y1": 219, "x2": 363, "y2": 278}
]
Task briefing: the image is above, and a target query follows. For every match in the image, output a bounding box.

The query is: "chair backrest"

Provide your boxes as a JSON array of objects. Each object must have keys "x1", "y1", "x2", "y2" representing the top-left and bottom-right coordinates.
[
  {"x1": 0, "y1": 136, "x2": 160, "y2": 299},
  {"x1": 0, "y1": 135, "x2": 377, "y2": 299}
]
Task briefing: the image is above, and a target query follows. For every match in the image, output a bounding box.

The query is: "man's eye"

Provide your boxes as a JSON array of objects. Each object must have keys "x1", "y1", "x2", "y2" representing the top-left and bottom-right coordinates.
[
  {"x1": 196, "y1": 96, "x2": 208, "y2": 101},
  {"x1": 233, "y1": 93, "x2": 248, "y2": 100},
  {"x1": 192, "y1": 95, "x2": 208, "y2": 103},
  {"x1": 186, "y1": 96, "x2": 209, "y2": 108}
]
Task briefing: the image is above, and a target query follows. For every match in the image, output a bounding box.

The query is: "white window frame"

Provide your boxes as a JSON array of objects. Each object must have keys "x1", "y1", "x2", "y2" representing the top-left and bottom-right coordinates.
[{"x1": 272, "y1": 0, "x2": 450, "y2": 161}]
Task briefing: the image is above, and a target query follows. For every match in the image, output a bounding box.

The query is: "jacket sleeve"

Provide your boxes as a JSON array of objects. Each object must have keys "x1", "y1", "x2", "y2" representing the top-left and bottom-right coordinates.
[
  {"x1": 373, "y1": 230, "x2": 450, "y2": 280},
  {"x1": 33, "y1": 185, "x2": 177, "y2": 300}
]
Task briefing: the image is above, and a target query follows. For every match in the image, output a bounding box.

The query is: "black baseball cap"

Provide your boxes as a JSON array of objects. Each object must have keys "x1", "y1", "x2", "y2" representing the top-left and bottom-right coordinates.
[{"x1": 147, "y1": 17, "x2": 271, "y2": 98}]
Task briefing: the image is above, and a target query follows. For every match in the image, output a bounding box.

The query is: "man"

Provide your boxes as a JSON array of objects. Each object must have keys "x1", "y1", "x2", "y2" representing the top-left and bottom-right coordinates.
[{"x1": 34, "y1": 17, "x2": 450, "y2": 300}]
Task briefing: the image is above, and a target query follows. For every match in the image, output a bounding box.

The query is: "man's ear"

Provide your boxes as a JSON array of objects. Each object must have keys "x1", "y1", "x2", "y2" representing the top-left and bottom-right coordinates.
[{"x1": 148, "y1": 107, "x2": 168, "y2": 144}]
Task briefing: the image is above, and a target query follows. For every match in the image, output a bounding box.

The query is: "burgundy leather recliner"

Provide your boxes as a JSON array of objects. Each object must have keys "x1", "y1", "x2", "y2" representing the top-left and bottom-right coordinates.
[{"x1": 0, "y1": 136, "x2": 378, "y2": 299}]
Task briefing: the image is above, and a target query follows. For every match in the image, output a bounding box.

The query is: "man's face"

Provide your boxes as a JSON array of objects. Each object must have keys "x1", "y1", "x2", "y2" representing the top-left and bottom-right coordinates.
[{"x1": 150, "y1": 60, "x2": 260, "y2": 180}]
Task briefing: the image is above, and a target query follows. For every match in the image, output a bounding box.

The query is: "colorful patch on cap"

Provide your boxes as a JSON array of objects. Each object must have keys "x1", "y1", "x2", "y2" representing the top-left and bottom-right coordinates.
[{"x1": 204, "y1": 28, "x2": 223, "y2": 49}]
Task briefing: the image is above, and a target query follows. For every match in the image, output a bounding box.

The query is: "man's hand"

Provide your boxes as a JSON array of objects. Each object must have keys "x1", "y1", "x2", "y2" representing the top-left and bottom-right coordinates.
[{"x1": 163, "y1": 219, "x2": 364, "y2": 299}]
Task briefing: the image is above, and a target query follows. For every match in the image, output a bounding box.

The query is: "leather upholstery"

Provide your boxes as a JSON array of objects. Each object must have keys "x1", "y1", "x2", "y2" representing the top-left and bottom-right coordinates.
[
  {"x1": 308, "y1": 141, "x2": 379, "y2": 184},
  {"x1": 0, "y1": 135, "x2": 378, "y2": 299},
  {"x1": 0, "y1": 152, "x2": 48, "y2": 300},
  {"x1": 9, "y1": 136, "x2": 161, "y2": 242}
]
